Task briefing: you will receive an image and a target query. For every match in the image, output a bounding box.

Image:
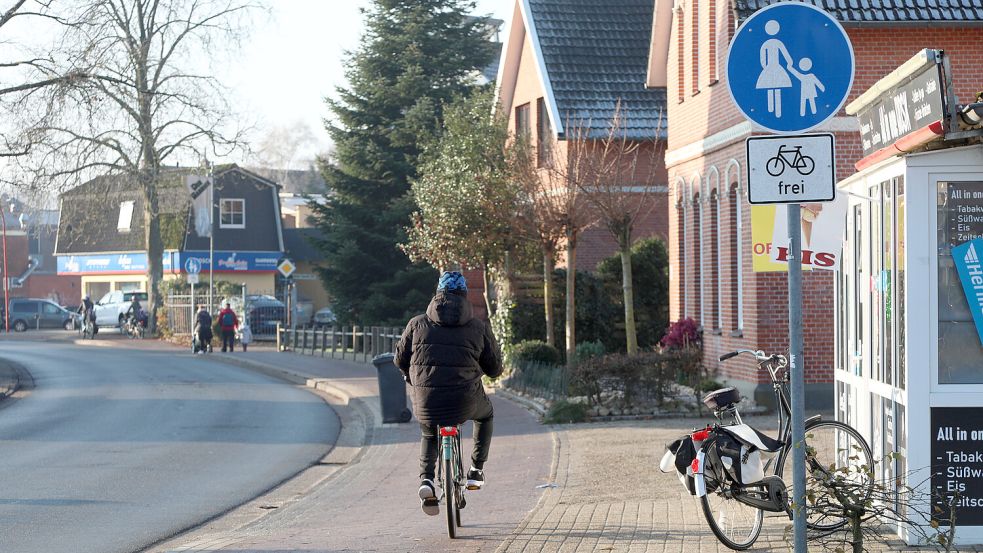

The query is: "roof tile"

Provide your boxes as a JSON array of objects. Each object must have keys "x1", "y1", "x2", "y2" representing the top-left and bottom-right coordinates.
[{"x1": 526, "y1": 0, "x2": 667, "y2": 140}]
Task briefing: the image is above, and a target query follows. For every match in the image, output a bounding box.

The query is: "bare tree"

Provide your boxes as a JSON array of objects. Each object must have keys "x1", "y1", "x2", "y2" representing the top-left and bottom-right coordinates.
[
  {"x1": 517, "y1": 120, "x2": 596, "y2": 364},
  {"x1": 577, "y1": 101, "x2": 665, "y2": 355},
  {"x1": 4, "y1": 0, "x2": 258, "y2": 331},
  {"x1": 0, "y1": 1, "x2": 91, "y2": 158}
]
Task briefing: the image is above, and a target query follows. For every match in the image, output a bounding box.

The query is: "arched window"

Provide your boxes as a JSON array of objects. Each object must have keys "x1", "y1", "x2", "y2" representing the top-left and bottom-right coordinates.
[
  {"x1": 693, "y1": 192, "x2": 703, "y2": 326},
  {"x1": 677, "y1": 199, "x2": 687, "y2": 317},
  {"x1": 730, "y1": 181, "x2": 744, "y2": 332},
  {"x1": 711, "y1": 189, "x2": 721, "y2": 330}
]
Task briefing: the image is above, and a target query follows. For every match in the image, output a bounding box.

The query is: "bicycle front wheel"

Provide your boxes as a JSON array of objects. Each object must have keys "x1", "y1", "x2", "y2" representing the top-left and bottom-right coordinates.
[
  {"x1": 444, "y1": 455, "x2": 456, "y2": 538},
  {"x1": 699, "y1": 460, "x2": 763, "y2": 549},
  {"x1": 777, "y1": 420, "x2": 874, "y2": 531}
]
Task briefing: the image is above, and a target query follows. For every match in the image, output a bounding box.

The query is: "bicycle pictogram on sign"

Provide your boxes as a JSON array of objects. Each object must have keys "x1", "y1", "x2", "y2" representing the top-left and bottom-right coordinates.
[{"x1": 766, "y1": 145, "x2": 815, "y2": 177}]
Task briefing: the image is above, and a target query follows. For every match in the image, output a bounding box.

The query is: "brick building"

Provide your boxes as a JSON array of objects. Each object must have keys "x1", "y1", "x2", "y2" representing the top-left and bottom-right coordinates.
[
  {"x1": 650, "y1": 0, "x2": 983, "y2": 407},
  {"x1": 496, "y1": 0, "x2": 670, "y2": 274},
  {"x1": 0, "y1": 202, "x2": 81, "y2": 307}
]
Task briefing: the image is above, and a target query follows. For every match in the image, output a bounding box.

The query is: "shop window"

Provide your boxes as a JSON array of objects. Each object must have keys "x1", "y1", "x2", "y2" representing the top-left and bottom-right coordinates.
[
  {"x1": 515, "y1": 103, "x2": 531, "y2": 138},
  {"x1": 896, "y1": 177, "x2": 905, "y2": 390},
  {"x1": 936, "y1": 181, "x2": 983, "y2": 384},
  {"x1": 853, "y1": 204, "x2": 863, "y2": 377},
  {"x1": 882, "y1": 182, "x2": 893, "y2": 386},
  {"x1": 536, "y1": 98, "x2": 552, "y2": 167},
  {"x1": 869, "y1": 184, "x2": 881, "y2": 382},
  {"x1": 220, "y1": 198, "x2": 245, "y2": 229},
  {"x1": 117, "y1": 200, "x2": 134, "y2": 232}
]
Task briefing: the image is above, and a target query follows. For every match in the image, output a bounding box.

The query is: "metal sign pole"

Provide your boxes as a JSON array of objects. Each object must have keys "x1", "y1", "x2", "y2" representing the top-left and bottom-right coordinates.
[
  {"x1": 787, "y1": 203, "x2": 807, "y2": 552},
  {"x1": 208, "y1": 164, "x2": 214, "y2": 312}
]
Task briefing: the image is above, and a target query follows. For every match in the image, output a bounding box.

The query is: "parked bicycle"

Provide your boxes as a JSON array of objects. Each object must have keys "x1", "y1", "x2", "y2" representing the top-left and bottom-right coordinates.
[
  {"x1": 664, "y1": 349, "x2": 873, "y2": 550},
  {"x1": 435, "y1": 425, "x2": 466, "y2": 538}
]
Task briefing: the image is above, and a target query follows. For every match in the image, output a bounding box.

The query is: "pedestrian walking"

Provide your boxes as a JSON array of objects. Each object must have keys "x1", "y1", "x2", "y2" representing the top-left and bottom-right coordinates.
[
  {"x1": 238, "y1": 321, "x2": 252, "y2": 352},
  {"x1": 194, "y1": 305, "x2": 213, "y2": 354},
  {"x1": 218, "y1": 301, "x2": 239, "y2": 352}
]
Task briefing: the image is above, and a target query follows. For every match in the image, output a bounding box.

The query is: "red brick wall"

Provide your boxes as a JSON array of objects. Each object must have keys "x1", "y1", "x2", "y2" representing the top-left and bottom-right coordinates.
[
  {"x1": 21, "y1": 275, "x2": 82, "y2": 306},
  {"x1": 666, "y1": 5, "x2": 983, "y2": 389}
]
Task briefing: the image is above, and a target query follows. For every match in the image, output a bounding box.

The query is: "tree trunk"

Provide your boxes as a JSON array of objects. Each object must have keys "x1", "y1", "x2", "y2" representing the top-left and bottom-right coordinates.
[
  {"x1": 621, "y1": 244, "x2": 638, "y2": 355},
  {"x1": 481, "y1": 266, "x2": 494, "y2": 318},
  {"x1": 142, "y1": 172, "x2": 163, "y2": 334},
  {"x1": 543, "y1": 245, "x2": 555, "y2": 347},
  {"x1": 565, "y1": 229, "x2": 577, "y2": 366}
]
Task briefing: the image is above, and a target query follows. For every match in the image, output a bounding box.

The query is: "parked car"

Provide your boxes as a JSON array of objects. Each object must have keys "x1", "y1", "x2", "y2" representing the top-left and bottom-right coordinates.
[
  {"x1": 243, "y1": 294, "x2": 285, "y2": 336},
  {"x1": 7, "y1": 298, "x2": 77, "y2": 332},
  {"x1": 94, "y1": 291, "x2": 148, "y2": 327},
  {"x1": 312, "y1": 307, "x2": 336, "y2": 328}
]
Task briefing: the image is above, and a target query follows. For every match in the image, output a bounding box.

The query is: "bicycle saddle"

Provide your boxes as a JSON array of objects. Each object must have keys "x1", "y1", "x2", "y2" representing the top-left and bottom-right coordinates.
[{"x1": 703, "y1": 387, "x2": 741, "y2": 411}]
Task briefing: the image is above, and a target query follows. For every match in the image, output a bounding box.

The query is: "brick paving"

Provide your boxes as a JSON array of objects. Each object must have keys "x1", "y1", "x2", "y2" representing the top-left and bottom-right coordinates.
[{"x1": 132, "y1": 346, "x2": 968, "y2": 552}]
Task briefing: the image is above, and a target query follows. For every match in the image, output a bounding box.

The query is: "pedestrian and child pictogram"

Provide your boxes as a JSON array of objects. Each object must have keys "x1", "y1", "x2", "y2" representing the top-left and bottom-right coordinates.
[{"x1": 727, "y1": 3, "x2": 854, "y2": 134}]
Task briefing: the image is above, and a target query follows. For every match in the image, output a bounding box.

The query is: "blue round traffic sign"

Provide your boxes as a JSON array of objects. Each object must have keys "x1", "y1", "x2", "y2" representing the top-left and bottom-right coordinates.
[
  {"x1": 184, "y1": 257, "x2": 202, "y2": 275},
  {"x1": 727, "y1": 3, "x2": 854, "y2": 134}
]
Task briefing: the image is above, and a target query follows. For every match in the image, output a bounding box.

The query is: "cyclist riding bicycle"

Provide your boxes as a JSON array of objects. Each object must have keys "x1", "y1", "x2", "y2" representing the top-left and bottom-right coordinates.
[
  {"x1": 395, "y1": 271, "x2": 503, "y2": 516},
  {"x1": 77, "y1": 295, "x2": 96, "y2": 328},
  {"x1": 125, "y1": 297, "x2": 145, "y2": 327}
]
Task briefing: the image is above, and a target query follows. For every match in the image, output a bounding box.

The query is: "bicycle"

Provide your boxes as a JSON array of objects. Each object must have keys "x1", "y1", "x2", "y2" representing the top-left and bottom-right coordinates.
[
  {"x1": 436, "y1": 425, "x2": 466, "y2": 538},
  {"x1": 694, "y1": 349, "x2": 874, "y2": 550},
  {"x1": 124, "y1": 315, "x2": 146, "y2": 339},
  {"x1": 766, "y1": 145, "x2": 815, "y2": 177},
  {"x1": 82, "y1": 316, "x2": 95, "y2": 340}
]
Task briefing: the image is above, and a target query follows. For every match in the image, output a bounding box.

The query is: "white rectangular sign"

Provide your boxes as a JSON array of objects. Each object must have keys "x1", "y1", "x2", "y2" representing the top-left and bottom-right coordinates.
[
  {"x1": 746, "y1": 134, "x2": 835, "y2": 205},
  {"x1": 187, "y1": 273, "x2": 199, "y2": 285}
]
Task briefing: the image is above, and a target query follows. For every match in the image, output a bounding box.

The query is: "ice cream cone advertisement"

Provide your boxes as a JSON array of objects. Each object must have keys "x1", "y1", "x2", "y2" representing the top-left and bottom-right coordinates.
[{"x1": 750, "y1": 193, "x2": 847, "y2": 272}]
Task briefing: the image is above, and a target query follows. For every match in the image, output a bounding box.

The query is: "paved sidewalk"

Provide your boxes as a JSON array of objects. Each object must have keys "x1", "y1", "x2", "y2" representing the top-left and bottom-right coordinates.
[{"x1": 153, "y1": 350, "x2": 555, "y2": 552}]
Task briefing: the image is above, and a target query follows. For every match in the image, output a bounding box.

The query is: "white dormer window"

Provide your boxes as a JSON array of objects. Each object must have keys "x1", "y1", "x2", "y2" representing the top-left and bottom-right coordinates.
[
  {"x1": 117, "y1": 200, "x2": 134, "y2": 232},
  {"x1": 220, "y1": 198, "x2": 245, "y2": 229}
]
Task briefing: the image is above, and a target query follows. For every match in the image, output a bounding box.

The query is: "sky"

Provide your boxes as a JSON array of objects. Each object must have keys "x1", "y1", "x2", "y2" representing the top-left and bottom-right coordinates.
[{"x1": 224, "y1": 0, "x2": 513, "y2": 165}]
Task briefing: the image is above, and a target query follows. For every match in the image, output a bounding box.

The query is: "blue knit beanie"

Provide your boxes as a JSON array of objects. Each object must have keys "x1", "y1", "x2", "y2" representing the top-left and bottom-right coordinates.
[{"x1": 437, "y1": 271, "x2": 467, "y2": 293}]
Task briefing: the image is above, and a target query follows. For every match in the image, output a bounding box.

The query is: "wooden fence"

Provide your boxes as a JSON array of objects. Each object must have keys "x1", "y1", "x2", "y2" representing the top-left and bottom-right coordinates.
[{"x1": 277, "y1": 324, "x2": 403, "y2": 363}]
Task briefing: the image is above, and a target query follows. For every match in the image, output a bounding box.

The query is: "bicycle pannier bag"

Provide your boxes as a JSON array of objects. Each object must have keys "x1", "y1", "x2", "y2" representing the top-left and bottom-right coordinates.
[
  {"x1": 660, "y1": 428, "x2": 709, "y2": 494},
  {"x1": 712, "y1": 424, "x2": 783, "y2": 485}
]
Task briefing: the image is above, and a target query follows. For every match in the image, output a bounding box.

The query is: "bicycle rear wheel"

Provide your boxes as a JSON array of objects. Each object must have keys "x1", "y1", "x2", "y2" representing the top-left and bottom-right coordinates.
[
  {"x1": 777, "y1": 420, "x2": 874, "y2": 531},
  {"x1": 700, "y1": 455, "x2": 763, "y2": 549},
  {"x1": 444, "y1": 455, "x2": 456, "y2": 538}
]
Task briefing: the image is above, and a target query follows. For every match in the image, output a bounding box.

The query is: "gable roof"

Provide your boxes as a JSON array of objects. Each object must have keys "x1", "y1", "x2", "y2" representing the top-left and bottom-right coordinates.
[
  {"x1": 498, "y1": 0, "x2": 667, "y2": 140},
  {"x1": 55, "y1": 165, "x2": 279, "y2": 255},
  {"x1": 733, "y1": 0, "x2": 983, "y2": 23}
]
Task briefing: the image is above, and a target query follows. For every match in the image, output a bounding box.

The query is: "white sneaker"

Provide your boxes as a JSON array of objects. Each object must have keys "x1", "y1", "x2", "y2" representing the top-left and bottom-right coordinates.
[
  {"x1": 419, "y1": 479, "x2": 438, "y2": 516},
  {"x1": 466, "y1": 467, "x2": 484, "y2": 490}
]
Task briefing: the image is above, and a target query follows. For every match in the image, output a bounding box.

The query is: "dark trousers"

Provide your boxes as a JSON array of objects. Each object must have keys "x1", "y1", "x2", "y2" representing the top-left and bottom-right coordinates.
[
  {"x1": 221, "y1": 330, "x2": 235, "y2": 352},
  {"x1": 419, "y1": 396, "x2": 494, "y2": 481}
]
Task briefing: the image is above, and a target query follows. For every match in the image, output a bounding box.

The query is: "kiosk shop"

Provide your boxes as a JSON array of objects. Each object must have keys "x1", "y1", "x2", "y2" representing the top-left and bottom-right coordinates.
[{"x1": 836, "y1": 49, "x2": 983, "y2": 544}]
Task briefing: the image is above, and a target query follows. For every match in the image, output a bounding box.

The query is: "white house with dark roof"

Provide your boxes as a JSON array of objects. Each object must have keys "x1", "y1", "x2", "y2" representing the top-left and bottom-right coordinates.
[{"x1": 55, "y1": 165, "x2": 286, "y2": 301}]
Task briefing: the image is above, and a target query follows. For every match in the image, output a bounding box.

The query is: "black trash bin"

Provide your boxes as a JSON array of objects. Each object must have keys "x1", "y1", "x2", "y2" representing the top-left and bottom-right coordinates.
[{"x1": 372, "y1": 353, "x2": 413, "y2": 423}]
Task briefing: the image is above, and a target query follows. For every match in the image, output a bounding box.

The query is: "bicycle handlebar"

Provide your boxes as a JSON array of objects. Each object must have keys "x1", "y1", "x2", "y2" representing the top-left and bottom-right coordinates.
[{"x1": 718, "y1": 349, "x2": 787, "y2": 365}]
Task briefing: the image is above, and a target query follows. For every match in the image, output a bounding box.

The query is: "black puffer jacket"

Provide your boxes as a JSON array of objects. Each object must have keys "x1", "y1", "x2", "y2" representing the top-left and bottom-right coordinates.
[{"x1": 394, "y1": 292, "x2": 503, "y2": 426}]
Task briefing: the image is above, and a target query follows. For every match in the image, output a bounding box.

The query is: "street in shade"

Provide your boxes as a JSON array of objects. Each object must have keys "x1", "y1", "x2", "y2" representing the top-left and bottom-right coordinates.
[{"x1": 0, "y1": 340, "x2": 338, "y2": 553}]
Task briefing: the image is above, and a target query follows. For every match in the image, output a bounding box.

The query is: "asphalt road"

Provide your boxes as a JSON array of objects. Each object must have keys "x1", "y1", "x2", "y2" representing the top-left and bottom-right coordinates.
[{"x1": 0, "y1": 339, "x2": 339, "y2": 553}]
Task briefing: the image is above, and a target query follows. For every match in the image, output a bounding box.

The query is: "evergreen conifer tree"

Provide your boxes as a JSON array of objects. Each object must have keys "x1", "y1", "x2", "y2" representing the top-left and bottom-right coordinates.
[{"x1": 310, "y1": 0, "x2": 496, "y2": 325}]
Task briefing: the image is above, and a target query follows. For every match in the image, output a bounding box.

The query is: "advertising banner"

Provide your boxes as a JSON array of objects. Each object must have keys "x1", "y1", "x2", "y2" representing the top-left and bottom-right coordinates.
[
  {"x1": 751, "y1": 193, "x2": 847, "y2": 272},
  {"x1": 58, "y1": 253, "x2": 176, "y2": 274},
  {"x1": 952, "y1": 238, "x2": 983, "y2": 346}
]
